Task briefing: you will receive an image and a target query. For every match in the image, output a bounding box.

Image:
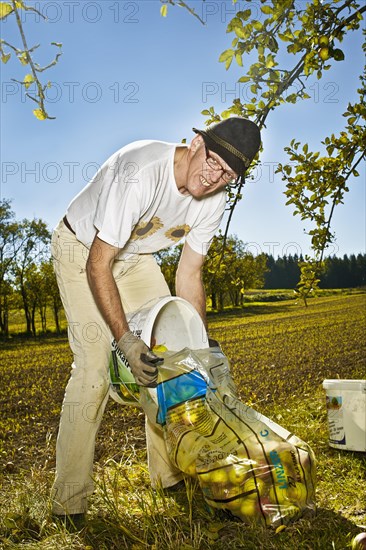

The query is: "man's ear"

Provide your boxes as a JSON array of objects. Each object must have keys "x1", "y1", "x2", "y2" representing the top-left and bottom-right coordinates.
[{"x1": 190, "y1": 134, "x2": 204, "y2": 152}]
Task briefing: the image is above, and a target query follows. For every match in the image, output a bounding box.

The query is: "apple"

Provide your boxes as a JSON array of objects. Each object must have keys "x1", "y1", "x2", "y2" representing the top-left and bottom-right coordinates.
[
  {"x1": 319, "y1": 35, "x2": 329, "y2": 47},
  {"x1": 319, "y1": 47, "x2": 330, "y2": 61},
  {"x1": 239, "y1": 497, "x2": 259, "y2": 519},
  {"x1": 228, "y1": 464, "x2": 247, "y2": 485}
]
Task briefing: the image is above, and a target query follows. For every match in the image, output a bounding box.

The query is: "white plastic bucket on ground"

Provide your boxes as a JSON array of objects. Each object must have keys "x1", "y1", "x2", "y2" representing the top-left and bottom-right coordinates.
[
  {"x1": 110, "y1": 296, "x2": 208, "y2": 405},
  {"x1": 322, "y1": 379, "x2": 366, "y2": 452}
]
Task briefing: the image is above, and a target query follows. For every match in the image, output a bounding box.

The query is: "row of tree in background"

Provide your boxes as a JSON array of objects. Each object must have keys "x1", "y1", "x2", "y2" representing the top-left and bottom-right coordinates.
[
  {"x1": 1, "y1": 200, "x2": 365, "y2": 336},
  {"x1": 265, "y1": 253, "x2": 366, "y2": 290}
]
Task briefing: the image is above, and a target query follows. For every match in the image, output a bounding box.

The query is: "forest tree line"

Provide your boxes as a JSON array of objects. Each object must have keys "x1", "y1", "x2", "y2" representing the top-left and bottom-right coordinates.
[{"x1": 1, "y1": 200, "x2": 364, "y2": 336}]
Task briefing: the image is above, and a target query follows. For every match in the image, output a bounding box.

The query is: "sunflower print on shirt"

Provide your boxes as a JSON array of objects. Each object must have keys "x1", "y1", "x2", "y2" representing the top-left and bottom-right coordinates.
[
  {"x1": 165, "y1": 224, "x2": 191, "y2": 242},
  {"x1": 130, "y1": 216, "x2": 163, "y2": 240}
]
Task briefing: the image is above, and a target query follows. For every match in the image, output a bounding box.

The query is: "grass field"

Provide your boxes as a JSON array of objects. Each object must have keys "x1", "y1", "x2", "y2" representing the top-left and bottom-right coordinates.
[{"x1": 0, "y1": 292, "x2": 365, "y2": 549}]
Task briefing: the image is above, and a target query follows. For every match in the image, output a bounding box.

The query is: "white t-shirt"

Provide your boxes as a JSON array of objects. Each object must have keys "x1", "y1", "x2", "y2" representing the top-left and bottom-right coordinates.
[{"x1": 66, "y1": 140, "x2": 226, "y2": 257}]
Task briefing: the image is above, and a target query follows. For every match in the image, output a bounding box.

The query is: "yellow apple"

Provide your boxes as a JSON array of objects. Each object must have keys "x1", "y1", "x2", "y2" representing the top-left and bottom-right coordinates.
[{"x1": 319, "y1": 47, "x2": 330, "y2": 61}]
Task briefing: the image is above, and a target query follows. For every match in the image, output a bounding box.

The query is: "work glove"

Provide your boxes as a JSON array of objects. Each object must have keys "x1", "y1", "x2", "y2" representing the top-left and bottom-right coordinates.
[
  {"x1": 117, "y1": 331, "x2": 163, "y2": 387},
  {"x1": 208, "y1": 337, "x2": 220, "y2": 348}
]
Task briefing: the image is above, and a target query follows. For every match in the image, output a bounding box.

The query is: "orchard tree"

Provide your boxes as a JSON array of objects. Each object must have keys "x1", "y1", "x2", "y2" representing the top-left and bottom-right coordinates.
[
  {"x1": 155, "y1": 244, "x2": 183, "y2": 295},
  {"x1": 40, "y1": 259, "x2": 63, "y2": 333},
  {"x1": 0, "y1": 199, "x2": 22, "y2": 335},
  {"x1": 0, "y1": 201, "x2": 51, "y2": 335},
  {"x1": 203, "y1": 234, "x2": 268, "y2": 310},
  {"x1": 162, "y1": 0, "x2": 365, "y2": 303},
  {"x1": 12, "y1": 218, "x2": 50, "y2": 334},
  {"x1": 277, "y1": 67, "x2": 365, "y2": 303}
]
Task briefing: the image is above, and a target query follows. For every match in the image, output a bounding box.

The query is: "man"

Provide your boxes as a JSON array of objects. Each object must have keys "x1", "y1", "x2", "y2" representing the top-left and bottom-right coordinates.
[{"x1": 51, "y1": 117, "x2": 261, "y2": 523}]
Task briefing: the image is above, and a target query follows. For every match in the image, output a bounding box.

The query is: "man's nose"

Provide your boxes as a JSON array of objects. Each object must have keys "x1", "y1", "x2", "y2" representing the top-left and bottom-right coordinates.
[{"x1": 206, "y1": 168, "x2": 223, "y2": 183}]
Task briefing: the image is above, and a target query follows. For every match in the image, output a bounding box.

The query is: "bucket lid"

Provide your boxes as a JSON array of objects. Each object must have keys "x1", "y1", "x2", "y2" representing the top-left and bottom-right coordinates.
[{"x1": 323, "y1": 379, "x2": 366, "y2": 391}]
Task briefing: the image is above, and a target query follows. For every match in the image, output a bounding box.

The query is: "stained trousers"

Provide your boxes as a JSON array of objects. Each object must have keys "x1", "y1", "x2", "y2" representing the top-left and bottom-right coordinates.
[{"x1": 51, "y1": 219, "x2": 182, "y2": 515}]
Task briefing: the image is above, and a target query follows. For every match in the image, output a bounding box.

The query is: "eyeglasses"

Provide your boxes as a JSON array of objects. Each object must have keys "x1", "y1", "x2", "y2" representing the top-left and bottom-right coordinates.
[{"x1": 204, "y1": 146, "x2": 238, "y2": 184}]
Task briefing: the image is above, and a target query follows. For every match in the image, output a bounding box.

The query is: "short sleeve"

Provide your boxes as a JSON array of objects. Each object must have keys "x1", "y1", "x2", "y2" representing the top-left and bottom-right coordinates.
[{"x1": 186, "y1": 193, "x2": 226, "y2": 256}]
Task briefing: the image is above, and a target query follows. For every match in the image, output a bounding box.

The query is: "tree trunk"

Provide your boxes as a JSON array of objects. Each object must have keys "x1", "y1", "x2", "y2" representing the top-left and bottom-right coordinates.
[
  {"x1": 31, "y1": 304, "x2": 37, "y2": 336},
  {"x1": 0, "y1": 300, "x2": 9, "y2": 337},
  {"x1": 211, "y1": 291, "x2": 217, "y2": 310},
  {"x1": 40, "y1": 305, "x2": 47, "y2": 332},
  {"x1": 53, "y1": 303, "x2": 61, "y2": 333}
]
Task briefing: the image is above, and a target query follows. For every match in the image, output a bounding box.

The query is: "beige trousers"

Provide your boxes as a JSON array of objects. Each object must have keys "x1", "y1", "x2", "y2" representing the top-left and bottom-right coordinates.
[{"x1": 51, "y1": 220, "x2": 182, "y2": 515}]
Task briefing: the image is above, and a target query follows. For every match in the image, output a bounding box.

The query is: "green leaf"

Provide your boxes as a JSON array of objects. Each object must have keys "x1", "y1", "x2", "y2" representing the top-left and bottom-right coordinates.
[
  {"x1": 237, "y1": 9, "x2": 251, "y2": 21},
  {"x1": 234, "y1": 26, "x2": 247, "y2": 39},
  {"x1": 252, "y1": 20, "x2": 262, "y2": 31},
  {"x1": 1, "y1": 52, "x2": 10, "y2": 63},
  {"x1": 160, "y1": 4, "x2": 168, "y2": 17},
  {"x1": 201, "y1": 109, "x2": 211, "y2": 116},
  {"x1": 33, "y1": 108, "x2": 47, "y2": 120},
  {"x1": 23, "y1": 74, "x2": 35, "y2": 89},
  {"x1": 0, "y1": 2, "x2": 13, "y2": 19},
  {"x1": 18, "y1": 51, "x2": 28, "y2": 65},
  {"x1": 333, "y1": 48, "x2": 345, "y2": 61},
  {"x1": 286, "y1": 93, "x2": 297, "y2": 103},
  {"x1": 238, "y1": 76, "x2": 251, "y2": 82},
  {"x1": 51, "y1": 42, "x2": 63, "y2": 48},
  {"x1": 219, "y1": 49, "x2": 234, "y2": 63},
  {"x1": 261, "y1": 5, "x2": 273, "y2": 14},
  {"x1": 265, "y1": 55, "x2": 275, "y2": 68},
  {"x1": 235, "y1": 53, "x2": 243, "y2": 67},
  {"x1": 225, "y1": 57, "x2": 233, "y2": 70},
  {"x1": 278, "y1": 32, "x2": 292, "y2": 42}
]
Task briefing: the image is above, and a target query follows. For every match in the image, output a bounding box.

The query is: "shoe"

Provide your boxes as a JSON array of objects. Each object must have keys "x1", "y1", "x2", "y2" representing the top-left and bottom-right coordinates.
[
  {"x1": 52, "y1": 512, "x2": 86, "y2": 532},
  {"x1": 163, "y1": 479, "x2": 186, "y2": 493}
]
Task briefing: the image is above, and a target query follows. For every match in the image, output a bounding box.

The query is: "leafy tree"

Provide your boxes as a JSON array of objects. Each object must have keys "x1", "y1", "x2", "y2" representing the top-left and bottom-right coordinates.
[
  {"x1": 11, "y1": 218, "x2": 50, "y2": 334},
  {"x1": 203, "y1": 234, "x2": 268, "y2": 310},
  {"x1": 154, "y1": 244, "x2": 183, "y2": 295},
  {"x1": 40, "y1": 259, "x2": 63, "y2": 333},
  {"x1": 162, "y1": 0, "x2": 365, "y2": 304},
  {"x1": 0, "y1": 199, "x2": 22, "y2": 335},
  {"x1": 277, "y1": 68, "x2": 365, "y2": 303},
  {"x1": 320, "y1": 253, "x2": 366, "y2": 288}
]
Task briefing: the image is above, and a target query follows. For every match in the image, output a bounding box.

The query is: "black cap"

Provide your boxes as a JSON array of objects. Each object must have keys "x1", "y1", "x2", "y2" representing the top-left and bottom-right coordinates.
[{"x1": 193, "y1": 117, "x2": 261, "y2": 179}]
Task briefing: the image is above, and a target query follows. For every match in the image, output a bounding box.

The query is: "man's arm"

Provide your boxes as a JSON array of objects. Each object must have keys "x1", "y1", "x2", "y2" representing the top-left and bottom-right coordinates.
[
  {"x1": 175, "y1": 241, "x2": 207, "y2": 329},
  {"x1": 86, "y1": 235, "x2": 128, "y2": 341},
  {"x1": 86, "y1": 235, "x2": 161, "y2": 385}
]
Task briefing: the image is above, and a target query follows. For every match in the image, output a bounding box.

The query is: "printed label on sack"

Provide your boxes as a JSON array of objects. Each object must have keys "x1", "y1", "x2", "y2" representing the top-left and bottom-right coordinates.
[{"x1": 326, "y1": 395, "x2": 346, "y2": 445}]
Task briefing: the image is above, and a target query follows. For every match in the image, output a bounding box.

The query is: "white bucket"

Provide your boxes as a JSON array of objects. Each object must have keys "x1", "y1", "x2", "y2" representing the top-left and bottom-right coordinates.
[
  {"x1": 110, "y1": 296, "x2": 209, "y2": 405},
  {"x1": 128, "y1": 296, "x2": 209, "y2": 350},
  {"x1": 322, "y1": 379, "x2": 366, "y2": 452}
]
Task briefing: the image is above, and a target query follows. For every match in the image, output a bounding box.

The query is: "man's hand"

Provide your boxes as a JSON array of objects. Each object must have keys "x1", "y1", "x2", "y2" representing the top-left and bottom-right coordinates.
[{"x1": 117, "y1": 331, "x2": 163, "y2": 387}]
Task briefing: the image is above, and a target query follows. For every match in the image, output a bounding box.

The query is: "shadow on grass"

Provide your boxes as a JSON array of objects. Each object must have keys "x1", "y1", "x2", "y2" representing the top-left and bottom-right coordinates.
[
  {"x1": 207, "y1": 301, "x2": 297, "y2": 320},
  {"x1": 59, "y1": 503, "x2": 364, "y2": 550},
  {"x1": 0, "y1": 333, "x2": 68, "y2": 350}
]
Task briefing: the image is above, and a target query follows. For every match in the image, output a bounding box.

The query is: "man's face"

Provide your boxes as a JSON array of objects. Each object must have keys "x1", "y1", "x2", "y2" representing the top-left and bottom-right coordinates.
[{"x1": 184, "y1": 135, "x2": 238, "y2": 199}]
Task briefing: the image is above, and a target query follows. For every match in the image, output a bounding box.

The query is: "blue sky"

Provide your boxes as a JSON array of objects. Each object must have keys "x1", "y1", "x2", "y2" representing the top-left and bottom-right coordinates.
[{"x1": 1, "y1": 0, "x2": 365, "y2": 258}]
